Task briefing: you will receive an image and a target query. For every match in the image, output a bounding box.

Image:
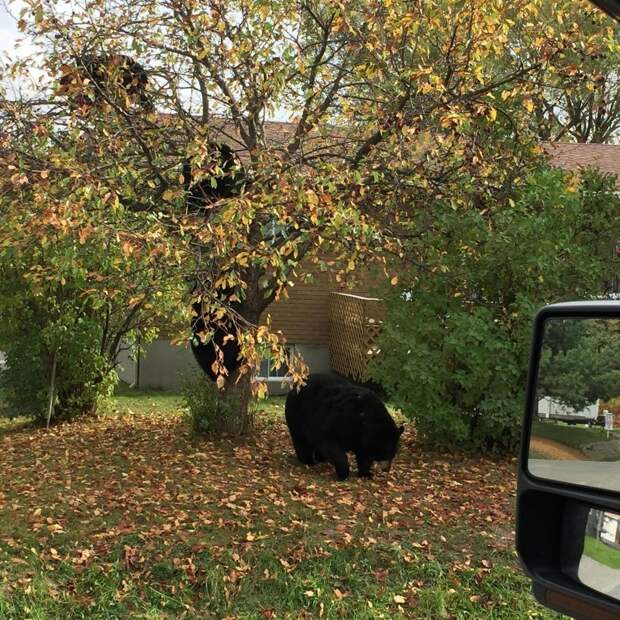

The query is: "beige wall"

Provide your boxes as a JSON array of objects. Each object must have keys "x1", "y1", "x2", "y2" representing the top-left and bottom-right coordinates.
[{"x1": 263, "y1": 261, "x2": 384, "y2": 345}]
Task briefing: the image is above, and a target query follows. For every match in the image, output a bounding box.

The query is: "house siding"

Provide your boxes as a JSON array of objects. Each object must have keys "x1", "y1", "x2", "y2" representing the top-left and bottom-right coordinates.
[{"x1": 261, "y1": 261, "x2": 383, "y2": 345}]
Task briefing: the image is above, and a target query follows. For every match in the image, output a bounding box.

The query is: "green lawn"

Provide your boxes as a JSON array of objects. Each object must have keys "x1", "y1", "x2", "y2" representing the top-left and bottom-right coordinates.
[
  {"x1": 0, "y1": 389, "x2": 566, "y2": 619},
  {"x1": 584, "y1": 536, "x2": 620, "y2": 570},
  {"x1": 532, "y1": 420, "x2": 618, "y2": 451}
]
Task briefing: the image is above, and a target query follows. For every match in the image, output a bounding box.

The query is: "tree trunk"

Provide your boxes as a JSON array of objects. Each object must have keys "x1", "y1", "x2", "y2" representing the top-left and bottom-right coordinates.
[
  {"x1": 218, "y1": 284, "x2": 265, "y2": 437},
  {"x1": 46, "y1": 349, "x2": 58, "y2": 429},
  {"x1": 220, "y1": 368, "x2": 254, "y2": 436}
]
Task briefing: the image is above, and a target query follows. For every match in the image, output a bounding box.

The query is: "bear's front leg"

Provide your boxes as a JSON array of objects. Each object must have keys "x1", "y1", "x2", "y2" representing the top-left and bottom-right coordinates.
[
  {"x1": 356, "y1": 454, "x2": 373, "y2": 478},
  {"x1": 322, "y1": 444, "x2": 350, "y2": 480}
]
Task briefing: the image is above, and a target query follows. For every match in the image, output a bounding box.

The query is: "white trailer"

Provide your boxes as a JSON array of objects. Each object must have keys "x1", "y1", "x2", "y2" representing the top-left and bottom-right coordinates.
[{"x1": 537, "y1": 396, "x2": 599, "y2": 425}]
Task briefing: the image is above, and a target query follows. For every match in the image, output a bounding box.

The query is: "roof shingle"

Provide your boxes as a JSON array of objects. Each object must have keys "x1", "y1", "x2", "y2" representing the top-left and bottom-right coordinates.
[{"x1": 543, "y1": 142, "x2": 620, "y2": 188}]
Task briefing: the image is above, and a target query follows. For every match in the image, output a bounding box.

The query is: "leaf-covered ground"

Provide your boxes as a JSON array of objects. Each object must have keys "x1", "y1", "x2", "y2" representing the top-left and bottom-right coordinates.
[{"x1": 0, "y1": 392, "x2": 565, "y2": 619}]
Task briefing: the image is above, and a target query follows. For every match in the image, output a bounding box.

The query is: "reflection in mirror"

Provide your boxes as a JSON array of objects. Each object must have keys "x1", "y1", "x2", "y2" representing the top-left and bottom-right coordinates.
[
  {"x1": 576, "y1": 508, "x2": 620, "y2": 602},
  {"x1": 528, "y1": 318, "x2": 620, "y2": 493}
]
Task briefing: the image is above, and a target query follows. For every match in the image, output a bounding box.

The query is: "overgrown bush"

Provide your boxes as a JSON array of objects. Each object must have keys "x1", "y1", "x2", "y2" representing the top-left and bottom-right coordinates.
[
  {"x1": 369, "y1": 168, "x2": 620, "y2": 452},
  {"x1": 0, "y1": 131, "x2": 187, "y2": 424},
  {"x1": 181, "y1": 371, "x2": 252, "y2": 436},
  {"x1": 0, "y1": 279, "x2": 118, "y2": 422}
]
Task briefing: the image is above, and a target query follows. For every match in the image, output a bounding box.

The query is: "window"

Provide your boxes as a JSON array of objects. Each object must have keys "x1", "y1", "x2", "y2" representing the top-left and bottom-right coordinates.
[{"x1": 258, "y1": 345, "x2": 294, "y2": 380}]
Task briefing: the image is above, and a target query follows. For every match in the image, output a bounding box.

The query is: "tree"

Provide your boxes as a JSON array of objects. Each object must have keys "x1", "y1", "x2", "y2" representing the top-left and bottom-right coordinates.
[
  {"x1": 1, "y1": 0, "x2": 615, "y2": 432},
  {"x1": 369, "y1": 169, "x2": 620, "y2": 452},
  {"x1": 0, "y1": 127, "x2": 188, "y2": 421},
  {"x1": 538, "y1": 319, "x2": 620, "y2": 411},
  {"x1": 517, "y1": 10, "x2": 620, "y2": 143}
]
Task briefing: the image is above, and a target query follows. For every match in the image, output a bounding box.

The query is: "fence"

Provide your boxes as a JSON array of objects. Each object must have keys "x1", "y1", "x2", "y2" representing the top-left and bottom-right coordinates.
[{"x1": 328, "y1": 292, "x2": 383, "y2": 382}]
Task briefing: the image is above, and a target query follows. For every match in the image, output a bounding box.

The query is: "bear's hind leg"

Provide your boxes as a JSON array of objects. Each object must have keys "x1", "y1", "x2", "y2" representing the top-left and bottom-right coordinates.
[{"x1": 313, "y1": 449, "x2": 326, "y2": 463}]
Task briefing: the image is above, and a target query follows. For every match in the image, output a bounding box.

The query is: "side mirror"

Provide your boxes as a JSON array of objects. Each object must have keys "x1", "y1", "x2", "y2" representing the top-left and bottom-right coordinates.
[{"x1": 517, "y1": 301, "x2": 620, "y2": 619}]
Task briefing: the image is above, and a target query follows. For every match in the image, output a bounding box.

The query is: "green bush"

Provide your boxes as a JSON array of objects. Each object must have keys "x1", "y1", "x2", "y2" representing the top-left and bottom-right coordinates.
[
  {"x1": 369, "y1": 168, "x2": 620, "y2": 452},
  {"x1": 0, "y1": 303, "x2": 117, "y2": 422},
  {"x1": 181, "y1": 371, "x2": 250, "y2": 436}
]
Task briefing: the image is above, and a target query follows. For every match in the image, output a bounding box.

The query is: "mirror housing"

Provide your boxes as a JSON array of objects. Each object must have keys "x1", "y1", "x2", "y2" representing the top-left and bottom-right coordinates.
[{"x1": 517, "y1": 301, "x2": 620, "y2": 620}]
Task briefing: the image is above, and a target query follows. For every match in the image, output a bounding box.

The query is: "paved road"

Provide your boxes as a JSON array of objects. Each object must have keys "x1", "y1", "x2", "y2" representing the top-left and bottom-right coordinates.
[
  {"x1": 579, "y1": 555, "x2": 620, "y2": 601},
  {"x1": 528, "y1": 459, "x2": 620, "y2": 492}
]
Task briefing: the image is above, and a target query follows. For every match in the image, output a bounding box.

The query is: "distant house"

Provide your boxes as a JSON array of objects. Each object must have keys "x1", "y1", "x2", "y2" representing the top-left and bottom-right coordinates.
[
  {"x1": 118, "y1": 135, "x2": 620, "y2": 391},
  {"x1": 543, "y1": 142, "x2": 620, "y2": 188}
]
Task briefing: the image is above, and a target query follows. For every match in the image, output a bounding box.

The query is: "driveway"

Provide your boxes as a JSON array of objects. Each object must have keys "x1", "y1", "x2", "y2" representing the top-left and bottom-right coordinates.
[
  {"x1": 579, "y1": 555, "x2": 620, "y2": 600},
  {"x1": 528, "y1": 459, "x2": 620, "y2": 492}
]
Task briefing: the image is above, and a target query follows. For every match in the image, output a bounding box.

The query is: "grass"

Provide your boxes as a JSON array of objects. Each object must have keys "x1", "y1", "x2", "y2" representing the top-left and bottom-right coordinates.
[
  {"x1": 532, "y1": 420, "x2": 618, "y2": 451},
  {"x1": 0, "y1": 388, "x2": 566, "y2": 619},
  {"x1": 584, "y1": 536, "x2": 620, "y2": 570}
]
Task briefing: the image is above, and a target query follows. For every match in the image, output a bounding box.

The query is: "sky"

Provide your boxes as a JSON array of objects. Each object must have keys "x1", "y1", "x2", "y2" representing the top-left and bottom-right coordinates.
[
  {"x1": 0, "y1": 1, "x2": 31, "y2": 56},
  {"x1": 0, "y1": 2, "x2": 19, "y2": 50},
  {"x1": 0, "y1": 0, "x2": 47, "y2": 97}
]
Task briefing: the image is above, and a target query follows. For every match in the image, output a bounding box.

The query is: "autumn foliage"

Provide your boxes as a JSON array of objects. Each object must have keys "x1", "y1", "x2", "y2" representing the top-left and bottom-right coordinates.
[{"x1": 0, "y1": 0, "x2": 616, "y2": 428}]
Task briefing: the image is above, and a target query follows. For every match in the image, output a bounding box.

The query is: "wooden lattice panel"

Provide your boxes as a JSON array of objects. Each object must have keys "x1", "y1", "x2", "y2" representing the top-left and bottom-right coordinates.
[{"x1": 329, "y1": 292, "x2": 383, "y2": 382}]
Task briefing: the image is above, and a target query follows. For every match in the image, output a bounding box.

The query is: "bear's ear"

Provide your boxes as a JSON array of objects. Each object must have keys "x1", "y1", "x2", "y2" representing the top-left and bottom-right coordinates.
[{"x1": 398, "y1": 424, "x2": 404, "y2": 436}]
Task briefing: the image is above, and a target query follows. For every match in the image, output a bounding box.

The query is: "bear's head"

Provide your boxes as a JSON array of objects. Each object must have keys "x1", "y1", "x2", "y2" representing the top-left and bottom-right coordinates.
[{"x1": 359, "y1": 394, "x2": 404, "y2": 472}]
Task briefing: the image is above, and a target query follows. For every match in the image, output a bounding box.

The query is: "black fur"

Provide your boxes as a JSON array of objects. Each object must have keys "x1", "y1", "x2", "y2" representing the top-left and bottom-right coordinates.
[
  {"x1": 183, "y1": 143, "x2": 244, "y2": 218},
  {"x1": 285, "y1": 374, "x2": 404, "y2": 480},
  {"x1": 59, "y1": 53, "x2": 151, "y2": 110},
  {"x1": 190, "y1": 295, "x2": 242, "y2": 382}
]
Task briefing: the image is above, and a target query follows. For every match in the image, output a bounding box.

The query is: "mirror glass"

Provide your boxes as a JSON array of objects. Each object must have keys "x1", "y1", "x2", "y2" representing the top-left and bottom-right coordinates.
[
  {"x1": 528, "y1": 318, "x2": 620, "y2": 492},
  {"x1": 573, "y1": 507, "x2": 620, "y2": 601}
]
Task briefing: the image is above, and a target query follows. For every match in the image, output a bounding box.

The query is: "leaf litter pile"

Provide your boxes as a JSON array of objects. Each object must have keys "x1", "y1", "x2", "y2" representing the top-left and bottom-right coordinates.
[{"x1": 0, "y1": 397, "x2": 563, "y2": 619}]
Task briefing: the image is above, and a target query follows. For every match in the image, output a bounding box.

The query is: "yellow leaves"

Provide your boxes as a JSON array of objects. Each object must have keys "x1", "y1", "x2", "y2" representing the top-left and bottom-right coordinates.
[
  {"x1": 234, "y1": 252, "x2": 249, "y2": 268},
  {"x1": 305, "y1": 189, "x2": 318, "y2": 207},
  {"x1": 121, "y1": 240, "x2": 136, "y2": 257},
  {"x1": 390, "y1": 275, "x2": 399, "y2": 286},
  {"x1": 127, "y1": 295, "x2": 144, "y2": 309},
  {"x1": 487, "y1": 107, "x2": 497, "y2": 122},
  {"x1": 419, "y1": 82, "x2": 433, "y2": 95},
  {"x1": 254, "y1": 381, "x2": 268, "y2": 399},
  {"x1": 393, "y1": 594, "x2": 406, "y2": 604},
  {"x1": 523, "y1": 98, "x2": 535, "y2": 113}
]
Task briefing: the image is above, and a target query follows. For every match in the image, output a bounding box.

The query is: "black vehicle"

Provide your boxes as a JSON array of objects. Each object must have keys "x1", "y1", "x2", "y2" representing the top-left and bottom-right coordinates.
[{"x1": 517, "y1": 302, "x2": 620, "y2": 619}]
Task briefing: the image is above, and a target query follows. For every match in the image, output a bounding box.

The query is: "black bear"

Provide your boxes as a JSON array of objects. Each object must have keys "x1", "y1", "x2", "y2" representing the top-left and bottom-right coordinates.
[
  {"x1": 186, "y1": 142, "x2": 245, "y2": 382},
  {"x1": 183, "y1": 142, "x2": 244, "y2": 220},
  {"x1": 285, "y1": 373, "x2": 404, "y2": 480},
  {"x1": 58, "y1": 53, "x2": 151, "y2": 110},
  {"x1": 190, "y1": 296, "x2": 242, "y2": 382}
]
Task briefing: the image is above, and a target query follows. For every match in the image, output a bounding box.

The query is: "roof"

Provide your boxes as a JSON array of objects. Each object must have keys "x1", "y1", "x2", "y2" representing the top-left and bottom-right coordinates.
[
  {"x1": 163, "y1": 113, "x2": 620, "y2": 185},
  {"x1": 544, "y1": 142, "x2": 620, "y2": 188}
]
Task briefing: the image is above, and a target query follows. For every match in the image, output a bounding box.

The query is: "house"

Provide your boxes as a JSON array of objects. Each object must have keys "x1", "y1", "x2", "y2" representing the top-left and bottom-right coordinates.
[
  {"x1": 117, "y1": 259, "x2": 383, "y2": 392},
  {"x1": 542, "y1": 143, "x2": 620, "y2": 187},
  {"x1": 587, "y1": 509, "x2": 620, "y2": 549},
  {"x1": 118, "y1": 136, "x2": 620, "y2": 391}
]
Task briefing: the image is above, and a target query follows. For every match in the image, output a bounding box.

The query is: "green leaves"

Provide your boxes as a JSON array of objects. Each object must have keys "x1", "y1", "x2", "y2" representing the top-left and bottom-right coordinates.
[{"x1": 370, "y1": 168, "x2": 620, "y2": 452}]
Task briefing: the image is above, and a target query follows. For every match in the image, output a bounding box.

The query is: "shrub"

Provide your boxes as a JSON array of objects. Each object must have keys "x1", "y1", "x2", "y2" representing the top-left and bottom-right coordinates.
[
  {"x1": 0, "y1": 300, "x2": 117, "y2": 422},
  {"x1": 369, "y1": 168, "x2": 620, "y2": 452},
  {"x1": 181, "y1": 371, "x2": 253, "y2": 436}
]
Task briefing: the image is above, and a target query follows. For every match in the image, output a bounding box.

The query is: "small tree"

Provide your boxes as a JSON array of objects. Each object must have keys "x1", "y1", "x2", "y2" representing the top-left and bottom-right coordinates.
[
  {"x1": 538, "y1": 319, "x2": 620, "y2": 411},
  {"x1": 369, "y1": 168, "x2": 620, "y2": 452},
  {"x1": 0, "y1": 136, "x2": 187, "y2": 422}
]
